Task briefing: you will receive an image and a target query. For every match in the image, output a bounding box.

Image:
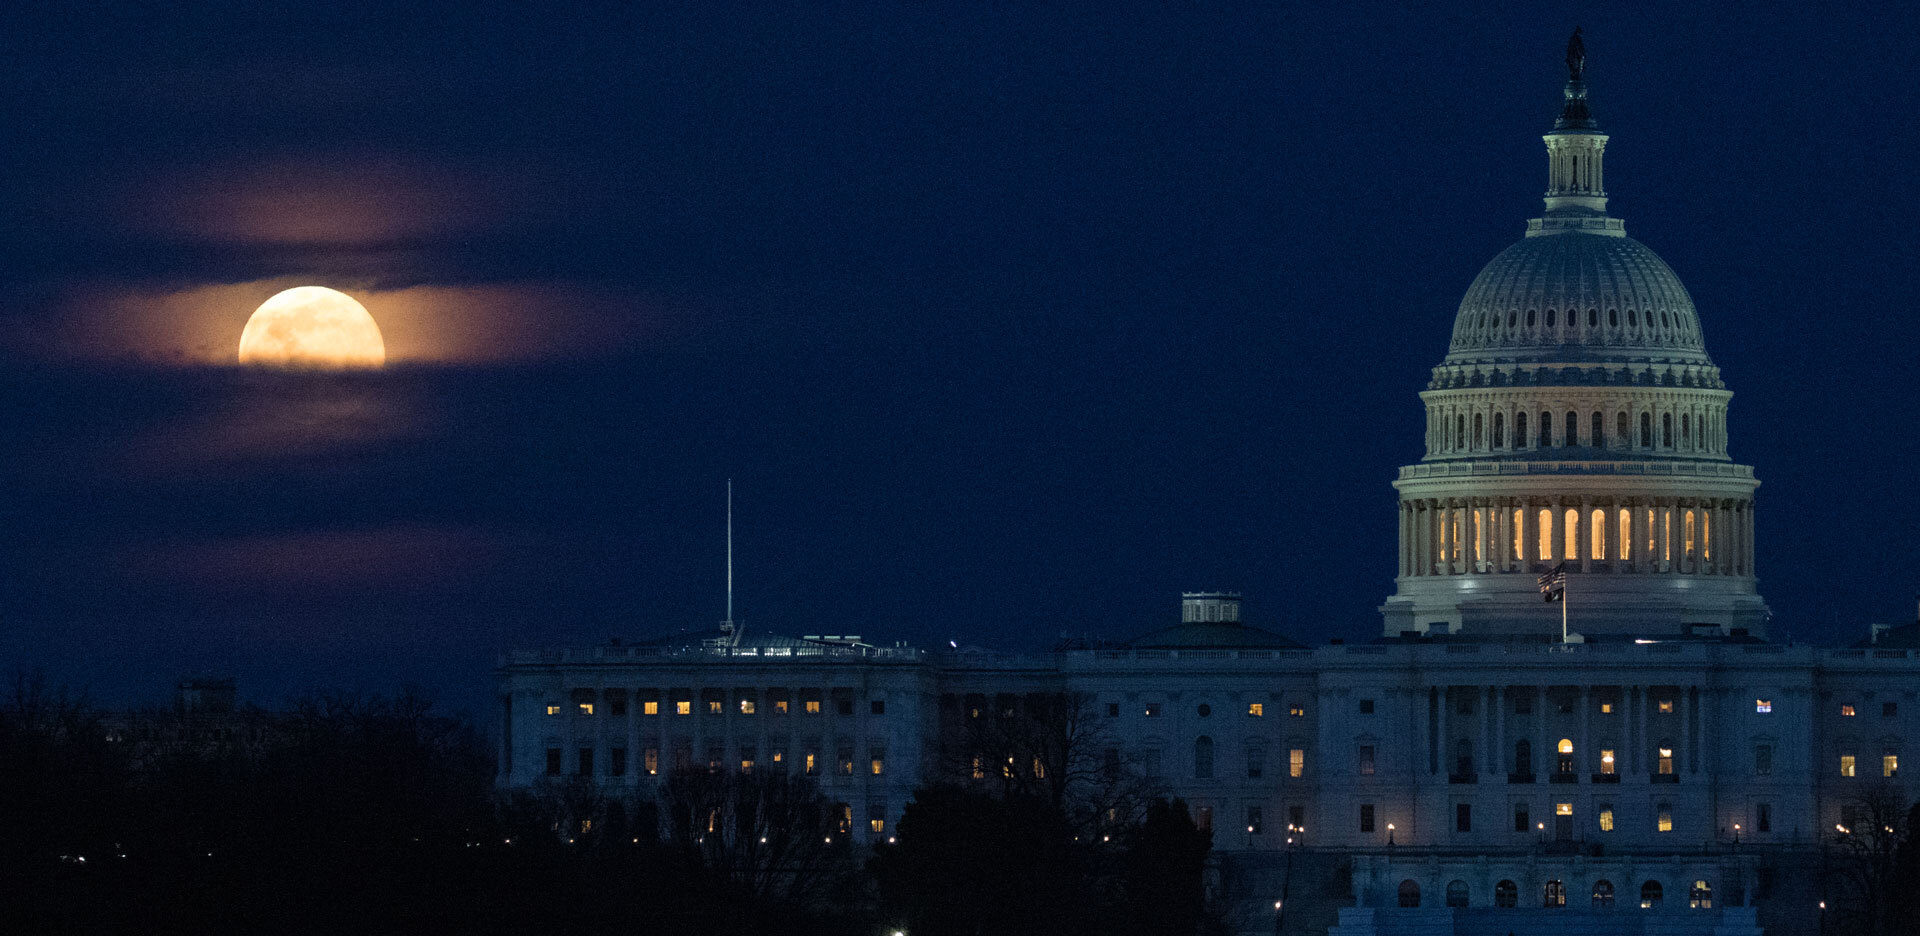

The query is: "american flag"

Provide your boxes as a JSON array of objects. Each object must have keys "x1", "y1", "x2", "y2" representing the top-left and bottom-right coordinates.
[{"x1": 1538, "y1": 563, "x2": 1567, "y2": 603}]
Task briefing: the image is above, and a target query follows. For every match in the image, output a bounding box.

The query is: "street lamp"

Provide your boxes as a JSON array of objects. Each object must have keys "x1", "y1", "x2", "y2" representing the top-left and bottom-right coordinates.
[{"x1": 1386, "y1": 822, "x2": 1396, "y2": 847}]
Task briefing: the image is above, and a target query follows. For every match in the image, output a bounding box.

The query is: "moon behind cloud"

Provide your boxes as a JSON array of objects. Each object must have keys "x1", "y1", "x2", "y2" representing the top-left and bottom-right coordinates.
[{"x1": 238, "y1": 286, "x2": 386, "y2": 368}]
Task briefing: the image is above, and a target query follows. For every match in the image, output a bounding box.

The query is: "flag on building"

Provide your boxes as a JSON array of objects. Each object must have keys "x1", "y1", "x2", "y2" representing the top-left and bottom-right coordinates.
[{"x1": 1538, "y1": 563, "x2": 1567, "y2": 603}]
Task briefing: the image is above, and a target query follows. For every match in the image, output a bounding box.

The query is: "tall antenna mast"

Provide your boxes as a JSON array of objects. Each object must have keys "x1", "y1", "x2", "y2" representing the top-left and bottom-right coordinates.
[{"x1": 723, "y1": 479, "x2": 735, "y2": 640}]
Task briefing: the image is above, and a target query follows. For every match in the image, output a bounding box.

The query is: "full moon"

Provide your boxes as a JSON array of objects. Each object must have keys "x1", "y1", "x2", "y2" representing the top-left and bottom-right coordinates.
[{"x1": 238, "y1": 286, "x2": 386, "y2": 368}]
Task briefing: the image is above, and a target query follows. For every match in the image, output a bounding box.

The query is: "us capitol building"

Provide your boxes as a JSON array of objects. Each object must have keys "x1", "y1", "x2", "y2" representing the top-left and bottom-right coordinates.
[{"x1": 499, "y1": 34, "x2": 1913, "y2": 936}]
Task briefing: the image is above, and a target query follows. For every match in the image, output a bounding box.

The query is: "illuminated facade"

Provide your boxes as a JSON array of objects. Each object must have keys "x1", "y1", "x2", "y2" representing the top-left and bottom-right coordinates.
[{"x1": 497, "y1": 36, "x2": 1911, "y2": 936}]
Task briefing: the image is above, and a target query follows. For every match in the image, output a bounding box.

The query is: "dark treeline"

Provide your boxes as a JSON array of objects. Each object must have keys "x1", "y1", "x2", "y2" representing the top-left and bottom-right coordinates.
[{"x1": 1, "y1": 676, "x2": 1219, "y2": 935}]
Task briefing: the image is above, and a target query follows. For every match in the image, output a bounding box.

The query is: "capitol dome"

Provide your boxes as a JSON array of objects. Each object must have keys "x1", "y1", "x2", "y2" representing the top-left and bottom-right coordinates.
[
  {"x1": 1445, "y1": 232, "x2": 1712, "y2": 366},
  {"x1": 1381, "y1": 30, "x2": 1767, "y2": 641}
]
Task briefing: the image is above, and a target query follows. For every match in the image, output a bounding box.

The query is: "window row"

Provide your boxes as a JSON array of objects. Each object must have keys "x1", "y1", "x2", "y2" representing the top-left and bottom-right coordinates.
[
  {"x1": 1424, "y1": 504, "x2": 1727, "y2": 566},
  {"x1": 548, "y1": 688, "x2": 883, "y2": 718},
  {"x1": 545, "y1": 742, "x2": 888, "y2": 779},
  {"x1": 1429, "y1": 405, "x2": 1724, "y2": 456},
  {"x1": 1376, "y1": 800, "x2": 1689, "y2": 836},
  {"x1": 1404, "y1": 877, "x2": 1714, "y2": 910},
  {"x1": 1838, "y1": 701, "x2": 1901, "y2": 717},
  {"x1": 1455, "y1": 303, "x2": 1699, "y2": 345},
  {"x1": 1108, "y1": 700, "x2": 1308, "y2": 718},
  {"x1": 1126, "y1": 740, "x2": 1309, "y2": 780}
]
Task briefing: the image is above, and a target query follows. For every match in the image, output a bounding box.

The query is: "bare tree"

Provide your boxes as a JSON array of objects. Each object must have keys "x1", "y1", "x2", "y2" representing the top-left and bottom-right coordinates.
[
  {"x1": 656, "y1": 767, "x2": 855, "y2": 909},
  {"x1": 1823, "y1": 783, "x2": 1915, "y2": 936},
  {"x1": 939, "y1": 690, "x2": 1164, "y2": 839}
]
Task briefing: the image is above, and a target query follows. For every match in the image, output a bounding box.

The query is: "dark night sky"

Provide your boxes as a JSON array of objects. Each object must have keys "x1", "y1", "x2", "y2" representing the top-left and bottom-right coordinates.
[{"x1": 4, "y1": 2, "x2": 1916, "y2": 720}]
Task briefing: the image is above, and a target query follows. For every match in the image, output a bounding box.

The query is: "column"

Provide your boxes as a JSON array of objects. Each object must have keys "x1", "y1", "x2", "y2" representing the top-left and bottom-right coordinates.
[
  {"x1": 1518, "y1": 500, "x2": 1533, "y2": 569},
  {"x1": 1633, "y1": 686, "x2": 1648, "y2": 774},
  {"x1": 1535, "y1": 685, "x2": 1549, "y2": 779},
  {"x1": 1747, "y1": 500, "x2": 1757, "y2": 576},
  {"x1": 1397, "y1": 502, "x2": 1408, "y2": 576},
  {"x1": 1447, "y1": 502, "x2": 1461, "y2": 575},
  {"x1": 1435, "y1": 686, "x2": 1447, "y2": 776},
  {"x1": 1414, "y1": 502, "x2": 1429, "y2": 576},
  {"x1": 1578, "y1": 686, "x2": 1591, "y2": 776},
  {"x1": 1492, "y1": 686, "x2": 1506, "y2": 778},
  {"x1": 1429, "y1": 499, "x2": 1443, "y2": 575},
  {"x1": 1657, "y1": 500, "x2": 1672, "y2": 572},
  {"x1": 1495, "y1": 499, "x2": 1511, "y2": 572},
  {"x1": 1475, "y1": 503, "x2": 1489, "y2": 574},
  {"x1": 1580, "y1": 495, "x2": 1593, "y2": 573}
]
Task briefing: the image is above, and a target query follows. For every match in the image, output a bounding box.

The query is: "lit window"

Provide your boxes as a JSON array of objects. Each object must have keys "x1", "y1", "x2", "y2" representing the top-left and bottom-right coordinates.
[
  {"x1": 1657, "y1": 804, "x2": 1673, "y2": 832},
  {"x1": 1290, "y1": 703, "x2": 1305, "y2": 717},
  {"x1": 838, "y1": 749, "x2": 854, "y2": 775},
  {"x1": 1689, "y1": 880, "x2": 1712, "y2": 909},
  {"x1": 1601, "y1": 702, "x2": 1614, "y2": 714},
  {"x1": 708, "y1": 700, "x2": 723, "y2": 715},
  {"x1": 970, "y1": 755, "x2": 984, "y2": 779},
  {"x1": 643, "y1": 701, "x2": 659, "y2": 716},
  {"x1": 1600, "y1": 749, "x2": 1616, "y2": 775},
  {"x1": 545, "y1": 705, "x2": 561, "y2": 716},
  {"x1": 1145, "y1": 703, "x2": 1161, "y2": 717},
  {"x1": 1842, "y1": 704, "x2": 1856, "y2": 717},
  {"x1": 1883, "y1": 755, "x2": 1898, "y2": 778},
  {"x1": 1598, "y1": 806, "x2": 1614, "y2": 832},
  {"x1": 1755, "y1": 699, "x2": 1771, "y2": 714},
  {"x1": 1556, "y1": 802, "x2": 1572, "y2": 816},
  {"x1": 1248, "y1": 703, "x2": 1264, "y2": 717},
  {"x1": 1841, "y1": 755, "x2": 1856, "y2": 778},
  {"x1": 774, "y1": 699, "x2": 789, "y2": 714},
  {"x1": 771, "y1": 750, "x2": 785, "y2": 765},
  {"x1": 644, "y1": 747, "x2": 659, "y2": 775},
  {"x1": 1658, "y1": 746, "x2": 1674, "y2": 775},
  {"x1": 740, "y1": 756, "x2": 754, "y2": 773},
  {"x1": 1558, "y1": 738, "x2": 1573, "y2": 754},
  {"x1": 871, "y1": 753, "x2": 885, "y2": 776},
  {"x1": 1289, "y1": 748, "x2": 1305, "y2": 778},
  {"x1": 806, "y1": 700, "x2": 821, "y2": 714},
  {"x1": 676, "y1": 701, "x2": 692, "y2": 716},
  {"x1": 740, "y1": 699, "x2": 756, "y2": 715},
  {"x1": 805, "y1": 752, "x2": 818, "y2": 775},
  {"x1": 1658, "y1": 699, "x2": 1674, "y2": 714},
  {"x1": 578, "y1": 703, "x2": 594, "y2": 716},
  {"x1": 870, "y1": 818, "x2": 885, "y2": 834},
  {"x1": 1538, "y1": 508, "x2": 1553, "y2": 560}
]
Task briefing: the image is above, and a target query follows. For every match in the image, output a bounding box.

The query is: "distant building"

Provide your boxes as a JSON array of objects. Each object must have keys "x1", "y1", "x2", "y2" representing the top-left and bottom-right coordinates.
[{"x1": 497, "y1": 35, "x2": 1910, "y2": 936}]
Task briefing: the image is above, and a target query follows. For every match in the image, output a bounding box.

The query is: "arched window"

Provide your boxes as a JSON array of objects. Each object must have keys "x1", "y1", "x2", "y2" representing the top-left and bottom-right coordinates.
[
  {"x1": 1527, "y1": 309, "x2": 1537, "y2": 327},
  {"x1": 1516, "y1": 412, "x2": 1529, "y2": 448},
  {"x1": 1591, "y1": 411, "x2": 1604, "y2": 447},
  {"x1": 1684, "y1": 510, "x2": 1696, "y2": 560},
  {"x1": 1398, "y1": 879, "x2": 1421, "y2": 908},
  {"x1": 1640, "y1": 412, "x2": 1653, "y2": 447},
  {"x1": 1493, "y1": 412, "x2": 1505, "y2": 448},
  {"x1": 1495, "y1": 880, "x2": 1518, "y2": 907},
  {"x1": 1456, "y1": 415, "x2": 1466, "y2": 451},
  {"x1": 1245, "y1": 738, "x2": 1266, "y2": 779},
  {"x1": 1474, "y1": 412, "x2": 1483, "y2": 449},
  {"x1": 1508, "y1": 311, "x2": 1517, "y2": 328},
  {"x1": 1557, "y1": 738, "x2": 1575, "y2": 774},
  {"x1": 1446, "y1": 880, "x2": 1470, "y2": 907},
  {"x1": 1541, "y1": 412, "x2": 1554, "y2": 446},
  {"x1": 1544, "y1": 879, "x2": 1566, "y2": 908},
  {"x1": 1629, "y1": 309, "x2": 1639, "y2": 327},
  {"x1": 1588, "y1": 309, "x2": 1598, "y2": 328},
  {"x1": 1609, "y1": 308, "x2": 1619, "y2": 326},
  {"x1": 1511, "y1": 508, "x2": 1523, "y2": 560},
  {"x1": 1617, "y1": 411, "x2": 1629, "y2": 443},
  {"x1": 1564, "y1": 509, "x2": 1578, "y2": 560},
  {"x1": 1514, "y1": 738, "x2": 1533, "y2": 776},
  {"x1": 1455, "y1": 738, "x2": 1474, "y2": 776},
  {"x1": 1689, "y1": 880, "x2": 1712, "y2": 908},
  {"x1": 1194, "y1": 736, "x2": 1214, "y2": 779},
  {"x1": 1593, "y1": 879, "x2": 1615, "y2": 908},
  {"x1": 1640, "y1": 880, "x2": 1663, "y2": 909},
  {"x1": 1546, "y1": 309, "x2": 1556, "y2": 327},
  {"x1": 1662, "y1": 412, "x2": 1673, "y2": 447},
  {"x1": 1591, "y1": 508, "x2": 1607, "y2": 560},
  {"x1": 1537, "y1": 510, "x2": 1553, "y2": 561},
  {"x1": 1681, "y1": 412, "x2": 1690, "y2": 447},
  {"x1": 1565, "y1": 410, "x2": 1578, "y2": 445}
]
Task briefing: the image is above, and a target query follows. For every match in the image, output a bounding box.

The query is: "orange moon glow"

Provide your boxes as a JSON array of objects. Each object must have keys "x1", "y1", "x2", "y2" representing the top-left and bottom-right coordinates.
[{"x1": 237, "y1": 286, "x2": 385, "y2": 368}]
